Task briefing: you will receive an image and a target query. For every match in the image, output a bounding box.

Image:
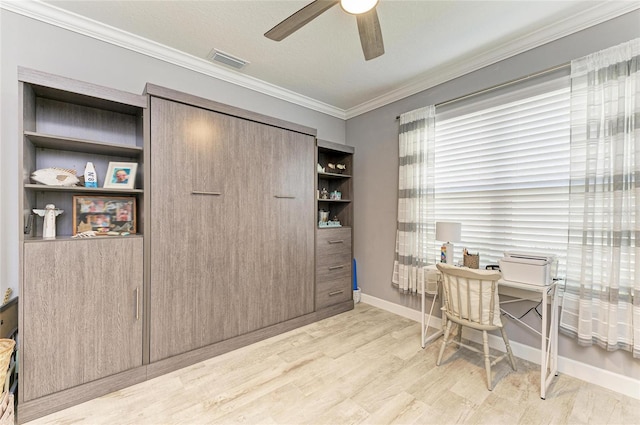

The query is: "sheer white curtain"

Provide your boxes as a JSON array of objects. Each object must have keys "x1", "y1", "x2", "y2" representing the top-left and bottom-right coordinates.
[
  {"x1": 560, "y1": 39, "x2": 640, "y2": 358},
  {"x1": 392, "y1": 106, "x2": 436, "y2": 293}
]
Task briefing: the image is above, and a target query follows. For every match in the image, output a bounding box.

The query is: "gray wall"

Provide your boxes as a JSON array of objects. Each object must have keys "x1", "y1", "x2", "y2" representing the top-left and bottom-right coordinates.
[
  {"x1": 0, "y1": 10, "x2": 346, "y2": 300},
  {"x1": 347, "y1": 10, "x2": 640, "y2": 379}
]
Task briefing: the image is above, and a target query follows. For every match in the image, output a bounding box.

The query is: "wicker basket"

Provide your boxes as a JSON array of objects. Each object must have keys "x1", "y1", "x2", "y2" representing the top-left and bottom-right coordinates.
[
  {"x1": 463, "y1": 252, "x2": 480, "y2": 269},
  {"x1": 0, "y1": 340, "x2": 15, "y2": 388},
  {"x1": 0, "y1": 391, "x2": 13, "y2": 425}
]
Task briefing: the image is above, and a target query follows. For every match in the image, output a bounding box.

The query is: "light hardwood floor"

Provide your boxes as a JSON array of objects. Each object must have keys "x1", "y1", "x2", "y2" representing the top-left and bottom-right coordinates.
[{"x1": 25, "y1": 303, "x2": 640, "y2": 424}]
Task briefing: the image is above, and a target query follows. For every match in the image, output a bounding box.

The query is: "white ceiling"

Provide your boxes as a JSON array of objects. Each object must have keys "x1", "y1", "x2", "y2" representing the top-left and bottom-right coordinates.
[{"x1": 9, "y1": 1, "x2": 640, "y2": 118}]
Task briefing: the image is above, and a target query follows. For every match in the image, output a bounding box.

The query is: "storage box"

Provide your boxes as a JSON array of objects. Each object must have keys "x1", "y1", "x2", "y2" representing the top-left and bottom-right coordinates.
[{"x1": 498, "y1": 252, "x2": 557, "y2": 286}]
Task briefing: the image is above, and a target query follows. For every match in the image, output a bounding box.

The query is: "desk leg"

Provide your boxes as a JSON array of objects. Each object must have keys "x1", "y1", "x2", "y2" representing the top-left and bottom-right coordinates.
[
  {"x1": 550, "y1": 286, "x2": 559, "y2": 377},
  {"x1": 421, "y1": 279, "x2": 426, "y2": 348},
  {"x1": 421, "y1": 278, "x2": 443, "y2": 348},
  {"x1": 540, "y1": 285, "x2": 560, "y2": 399},
  {"x1": 540, "y1": 289, "x2": 548, "y2": 399}
]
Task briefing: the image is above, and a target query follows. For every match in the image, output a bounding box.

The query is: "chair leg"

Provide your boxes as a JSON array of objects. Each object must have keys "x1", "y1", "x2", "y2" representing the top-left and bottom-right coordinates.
[
  {"x1": 456, "y1": 323, "x2": 463, "y2": 347},
  {"x1": 436, "y1": 320, "x2": 453, "y2": 366},
  {"x1": 482, "y1": 330, "x2": 492, "y2": 391},
  {"x1": 500, "y1": 327, "x2": 517, "y2": 371}
]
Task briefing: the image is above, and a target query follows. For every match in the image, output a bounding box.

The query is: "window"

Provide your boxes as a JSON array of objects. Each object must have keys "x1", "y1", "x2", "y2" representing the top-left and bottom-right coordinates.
[{"x1": 431, "y1": 76, "x2": 571, "y2": 271}]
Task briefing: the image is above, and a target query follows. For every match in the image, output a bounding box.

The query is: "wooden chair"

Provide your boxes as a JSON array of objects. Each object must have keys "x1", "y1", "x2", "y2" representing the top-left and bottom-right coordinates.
[{"x1": 436, "y1": 263, "x2": 517, "y2": 390}]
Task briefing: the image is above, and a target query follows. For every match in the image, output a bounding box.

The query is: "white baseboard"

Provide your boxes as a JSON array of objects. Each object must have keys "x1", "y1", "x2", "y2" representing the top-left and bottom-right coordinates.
[{"x1": 360, "y1": 293, "x2": 639, "y2": 400}]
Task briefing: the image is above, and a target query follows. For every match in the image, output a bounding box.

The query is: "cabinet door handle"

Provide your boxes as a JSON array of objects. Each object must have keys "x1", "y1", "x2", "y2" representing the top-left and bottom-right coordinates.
[
  {"x1": 134, "y1": 288, "x2": 140, "y2": 321},
  {"x1": 274, "y1": 195, "x2": 295, "y2": 199},
  {"x1": 328, "y1": 240, "x2": 344, "y2": 244},
  {"x1": 191, "y1": 191, "x2": 222, "y2": 196},
  {"x1": 328, "y1": 265, "x2": 345, "y2": 271},
  {"x1": 329, "y1": 290, "x2": 345, "y2": 296}
]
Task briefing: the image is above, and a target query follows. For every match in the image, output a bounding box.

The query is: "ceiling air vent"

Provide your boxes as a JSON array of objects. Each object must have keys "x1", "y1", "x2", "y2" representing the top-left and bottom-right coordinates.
[{"x1": 206, "y1": 49, "x2": 249, "y2": 70}]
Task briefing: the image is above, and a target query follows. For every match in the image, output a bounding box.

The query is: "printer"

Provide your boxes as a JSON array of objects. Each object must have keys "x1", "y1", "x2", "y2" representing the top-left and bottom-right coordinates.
[{"x1": 498, "y1": 252, "x2": 557, "y2": 286}]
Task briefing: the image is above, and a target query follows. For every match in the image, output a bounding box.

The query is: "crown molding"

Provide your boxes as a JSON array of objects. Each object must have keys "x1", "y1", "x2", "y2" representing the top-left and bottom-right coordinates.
[
  {"x1": 3, "y1": 1, "x2": 637, "y2": 122},
  {"x1": 1, "y1": 0, "x2": 347, "y2": 119},
  {"x1": 344, "y1": 1, "x2": 640, "y2": 119}
]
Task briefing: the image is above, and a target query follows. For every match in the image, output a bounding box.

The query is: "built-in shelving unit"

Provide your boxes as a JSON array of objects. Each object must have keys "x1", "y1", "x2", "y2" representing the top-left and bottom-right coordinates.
[
  {"x1": 317, "y1": 139, "x2": 354, "y2": 229},
  {"x1": 19, "y1": 67, "x2": 146, "y2": 239},
  {"x1": 315, "y1": 139, "x2": 354, "y2": 310},
  {"x1": 18, "y1": 67, "x2": 149, "y2": 424},
  {"x1": 16, "y1": 69, "x2": 355, "y2": 424}
]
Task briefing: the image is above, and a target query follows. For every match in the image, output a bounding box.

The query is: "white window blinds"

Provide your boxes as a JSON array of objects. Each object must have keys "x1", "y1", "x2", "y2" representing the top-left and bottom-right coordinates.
[{"x1": 432, "y1": 77, "x2": 571, "y2": 270}]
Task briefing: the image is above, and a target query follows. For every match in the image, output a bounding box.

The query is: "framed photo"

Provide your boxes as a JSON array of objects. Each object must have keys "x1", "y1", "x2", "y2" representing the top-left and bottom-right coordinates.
[
  {"x1": 73, "y1": 196, "x2": 137, "y2": 235},
  {"x1": 103, "y1": 162, "x2": 138, "y2": 189}
]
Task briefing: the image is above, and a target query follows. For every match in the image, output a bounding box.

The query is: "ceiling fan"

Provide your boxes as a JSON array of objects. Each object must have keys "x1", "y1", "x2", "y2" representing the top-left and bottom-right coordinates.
[{"x1": 264, "y1": 0, "x2": 384, "y2": 61}]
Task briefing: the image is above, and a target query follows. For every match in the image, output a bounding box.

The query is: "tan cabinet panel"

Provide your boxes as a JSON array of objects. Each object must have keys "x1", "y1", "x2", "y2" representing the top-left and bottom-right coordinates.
[{"x1": 22, "y1": 238, "x2": 143, "y2": 401}]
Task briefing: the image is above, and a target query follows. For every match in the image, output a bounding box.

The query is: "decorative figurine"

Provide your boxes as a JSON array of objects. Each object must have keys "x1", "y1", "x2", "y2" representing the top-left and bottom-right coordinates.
[
  {"x1": 336, "y1": 163, "x2": 346, "y2": 173},
  {"x1": 320, "y1": 188, "x2": 329, "y2": 199},
  {"x1": 33, "y1": 204, "x2": 63, "y2": 239},
  {"x1": 319, "y1": 209, "x2": 329, "y2": 224},
  {"x1": 84, "y1": 161, "x2": 98, "y2": 188}
]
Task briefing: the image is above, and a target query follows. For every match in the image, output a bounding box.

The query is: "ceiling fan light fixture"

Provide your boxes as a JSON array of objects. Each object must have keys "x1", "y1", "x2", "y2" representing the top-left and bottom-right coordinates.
[{"x1": 340, "y1": 0, "x2": 378, "y2": 15}]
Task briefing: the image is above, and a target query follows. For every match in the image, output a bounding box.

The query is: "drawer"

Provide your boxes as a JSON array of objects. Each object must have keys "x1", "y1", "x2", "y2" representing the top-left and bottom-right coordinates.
[
  {"x1": 317, "y1": 228, "x2": 351, "y2": 266},
  {"x1": 316, "y1": 277, "x2": 352, "y2": 309},
  {"x1": 316, "y1": 261, "x2": 351, "y2": 283}
]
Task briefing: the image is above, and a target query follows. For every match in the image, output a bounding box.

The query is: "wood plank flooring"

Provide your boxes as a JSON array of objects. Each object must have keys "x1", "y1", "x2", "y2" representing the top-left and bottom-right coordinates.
[{"x1": 25, "y1": 303, "x2": 640, "y2": 424}]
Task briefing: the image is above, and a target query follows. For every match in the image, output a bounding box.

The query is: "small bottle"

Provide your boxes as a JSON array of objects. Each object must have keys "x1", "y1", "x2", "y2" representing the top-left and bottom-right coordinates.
[{"x1": 84, "y1": 161, "x2": 98, "y2": 188}]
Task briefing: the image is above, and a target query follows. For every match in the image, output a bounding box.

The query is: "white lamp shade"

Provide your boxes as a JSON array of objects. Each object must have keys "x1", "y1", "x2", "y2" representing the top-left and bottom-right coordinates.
[
  {"x1": 340, "y1": 0, "x2": 379, "y2": 15},
  {"x1": 436, "y1": 221, "x2": 461, "y2": 243}
]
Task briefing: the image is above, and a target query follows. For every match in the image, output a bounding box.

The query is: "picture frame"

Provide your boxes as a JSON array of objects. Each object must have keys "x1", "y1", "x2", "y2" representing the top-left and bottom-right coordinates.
[
  {"x1": 72, "y1": 196, "x2": 137, "y2": 235},
  {"x1": 103, "y1": 162, "x2": 138, "y2": 189}
]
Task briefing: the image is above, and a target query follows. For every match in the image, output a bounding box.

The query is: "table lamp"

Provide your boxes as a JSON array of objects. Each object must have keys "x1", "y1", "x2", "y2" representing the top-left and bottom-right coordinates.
[{"x1": 436, "y1": 221, "x2": 461, "y2": 264}]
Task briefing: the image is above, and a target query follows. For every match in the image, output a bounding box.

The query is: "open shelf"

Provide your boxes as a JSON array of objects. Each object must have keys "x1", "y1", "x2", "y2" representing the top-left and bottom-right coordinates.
[
  {"x1": 317, "y1": 198, "x2": 351, "y2": 203},
  {"x1": 25, "y1": 131, "x2": 143, "y2": 157},
  {"x1": 25, "y1": 184, "x2": 143, "y2": 194},
  {"x1": 318, "y1": 171, "x2": 352, "y2": 179}
]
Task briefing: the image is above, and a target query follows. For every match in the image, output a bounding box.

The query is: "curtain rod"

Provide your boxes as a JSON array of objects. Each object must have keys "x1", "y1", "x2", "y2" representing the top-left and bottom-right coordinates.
[{"x1": 395, "y1": 62, "x2": 570, "y2": 120}]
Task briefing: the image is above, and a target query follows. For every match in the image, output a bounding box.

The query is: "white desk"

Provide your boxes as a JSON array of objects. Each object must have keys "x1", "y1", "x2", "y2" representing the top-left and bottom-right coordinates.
[{"x1": 421, "y1": 265, "x2": 559, "y2": 399}]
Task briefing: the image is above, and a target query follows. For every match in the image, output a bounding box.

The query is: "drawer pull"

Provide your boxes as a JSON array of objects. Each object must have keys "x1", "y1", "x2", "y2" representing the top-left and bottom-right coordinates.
[
  {"x1": 274, "y1": 195, "x2": 296, "y2": 199},
  {"x1": 328, "y1": 265, "x2": 345, "y2": 271},
  {"x1": 328, "y1": 240, "x2": 344, "y2": 244},
  {"x1": 329, "y1": 290, "x2": 345, "y2": 296},
  {"x1": 192, "y1": 191, "x2": 221, "y2": 196}
]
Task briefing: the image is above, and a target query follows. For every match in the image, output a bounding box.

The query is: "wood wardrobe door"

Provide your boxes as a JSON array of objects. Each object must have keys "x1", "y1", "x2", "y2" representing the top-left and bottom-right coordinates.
[
  {"x1": 229, "y1": 123, "x2": 315, "y2": 333},
  {"x1": 263, "y1": 128, "x2": 315, "y2": 323},
  {"x1": 22, "y1": 238, "x2": 143, "y2": 401},
  {"x1": 150, "y1": 97, "x2": 236, "y2": 361}
]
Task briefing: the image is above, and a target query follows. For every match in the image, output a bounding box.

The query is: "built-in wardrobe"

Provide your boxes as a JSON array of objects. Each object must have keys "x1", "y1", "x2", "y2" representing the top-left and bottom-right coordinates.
[
  {"x1": 146, "y1": 85, "x2": 317, "y2": 365},
  {"x1": 17, "y1": 69, "x2": 353, "y2": 423}
]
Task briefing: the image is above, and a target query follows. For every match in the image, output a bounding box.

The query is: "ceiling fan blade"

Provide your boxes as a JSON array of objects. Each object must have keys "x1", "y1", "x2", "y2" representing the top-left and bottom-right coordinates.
[
  {"x1": 265, "y1": 0, "x2": 340, "y2": 41},
  {"x1": 356, "y1": 8, "x2": 385, "y2": 60}
]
